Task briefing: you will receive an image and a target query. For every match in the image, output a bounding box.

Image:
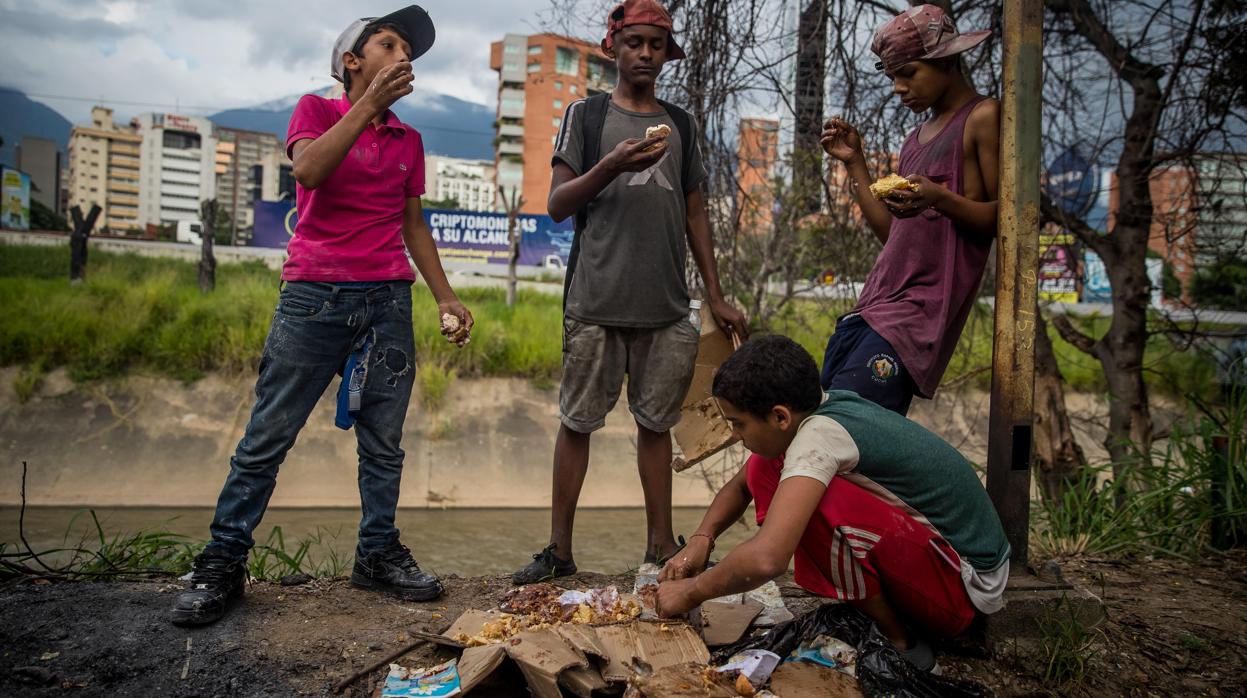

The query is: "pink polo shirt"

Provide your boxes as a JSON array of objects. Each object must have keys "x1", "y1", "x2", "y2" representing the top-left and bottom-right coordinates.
[{"x1": 282, "y1": 93, "x2": 424, "y2": 281}]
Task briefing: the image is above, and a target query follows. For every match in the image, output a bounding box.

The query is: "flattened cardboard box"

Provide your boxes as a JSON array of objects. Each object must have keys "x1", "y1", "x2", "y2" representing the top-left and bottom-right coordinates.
[
  {"x1": 672, "y1": 302, "x2": 739, "y2": 471},
  {"x1": 443, "y1": 610, "x2": 710, "y2": 697}
]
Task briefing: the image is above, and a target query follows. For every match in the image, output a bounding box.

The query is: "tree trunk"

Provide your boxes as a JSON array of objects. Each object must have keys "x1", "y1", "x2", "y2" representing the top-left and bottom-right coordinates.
[
  {"x1": 503, "y1": 188, "x2": 524, "y2": 307},
  {"x1": 199, "y1": 200, "x2": 217, "y2": 294},
  {"x1": 1096, "y1": 258, "x2": 1153, "y2": 475},
  {"x1": 1033, "y1": 312, "x2": 1085, "y2": 500},
  {"x1": 68, "y1": 204, "x2": 101, "y2": 284}
]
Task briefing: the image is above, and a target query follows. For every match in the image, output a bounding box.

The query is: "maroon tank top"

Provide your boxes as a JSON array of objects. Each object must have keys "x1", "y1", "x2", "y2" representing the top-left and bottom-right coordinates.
[{"x1": 854, "y1": 95, "x2": 993, "y2": 398}]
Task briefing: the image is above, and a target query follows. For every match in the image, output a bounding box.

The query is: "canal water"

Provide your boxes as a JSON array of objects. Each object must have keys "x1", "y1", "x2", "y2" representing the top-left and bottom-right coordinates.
[{"x1": 0, "y1": 507, "x2": 758, "y2": 577}]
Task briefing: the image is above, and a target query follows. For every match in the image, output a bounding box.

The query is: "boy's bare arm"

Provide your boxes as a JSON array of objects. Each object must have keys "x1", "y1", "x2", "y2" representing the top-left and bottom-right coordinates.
[
  {"x1": 656, "y1": 474, "x2": 827, "y2": 616},
  {"x1": 822, "y1": 118, "x2": 894, "y2": 244},
  {"x1": 685, "y1": 190, "x2": 749, "y2": 339},
  {"x1": 658, "y1": 465, "x2": 752, "y2": 581},
  {"x1": 888, "y1": 100, "x2": 1000, "y2": 239},
  {"x1": 546, "y1": 136, "x2": 666, "y2": 222},
  {"x1": 290, "y1": 62, "x2": 414, "y2": 190},
  {"x1": 401, "y1": 198, "x2": 473, "y2": 331}
]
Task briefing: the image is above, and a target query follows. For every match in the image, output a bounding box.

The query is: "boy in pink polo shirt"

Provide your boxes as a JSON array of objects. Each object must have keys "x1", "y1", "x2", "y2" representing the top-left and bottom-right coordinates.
[{"x1": 172, "y1": 5, "x2": 473, "y2": 627}]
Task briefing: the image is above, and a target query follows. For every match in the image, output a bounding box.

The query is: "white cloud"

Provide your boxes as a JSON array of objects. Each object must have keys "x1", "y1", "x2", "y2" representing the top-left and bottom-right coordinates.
[{"x1": 0, "y1": 0, "x2": 552, "y2": 123}]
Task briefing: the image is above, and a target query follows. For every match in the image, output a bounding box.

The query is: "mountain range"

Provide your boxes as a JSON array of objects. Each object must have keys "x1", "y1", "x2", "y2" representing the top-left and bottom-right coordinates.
[
  {"x1": 0, "y1": 85, "x2": 494, "y2": 167},
  {"x1": 209, "y1": 85, "x2": 494, "y2": 160},
  {"x1": 0, "y1": 89, "x2": 73, "y2": 168}
]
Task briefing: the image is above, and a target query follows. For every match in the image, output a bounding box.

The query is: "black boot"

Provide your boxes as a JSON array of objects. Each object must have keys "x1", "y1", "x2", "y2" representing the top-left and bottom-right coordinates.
[
  {"x1": 170, "y1": 552, "x2": 247, "y2": 627},
  {"x1": 351, "y1": 543, "x2": 443, "y2": 601},
  {"x1": 511, "y1": 543, "x2": 577, "y2": 585}
]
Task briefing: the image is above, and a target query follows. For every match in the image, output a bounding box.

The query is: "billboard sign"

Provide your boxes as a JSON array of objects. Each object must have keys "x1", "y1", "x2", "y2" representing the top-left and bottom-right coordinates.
[
  {"x1": 424, "y1": 209, "x2": 573, "y2": 267},
  {"x1": 1, "y1": 167, "x2": 32, "y2": 231},
  {"x1": 1044, "y1": 148, "x2": 1098, "y2": 218},
  {"x1": 1039, "y1": 231, "x2": 1079, "y2": 303},
  {"x1": 1082, "y1": 251, "x2": 1112, "y2": 303},
  {"x1": 250, "y1": 203, "x2": 575, "y2": 269}
]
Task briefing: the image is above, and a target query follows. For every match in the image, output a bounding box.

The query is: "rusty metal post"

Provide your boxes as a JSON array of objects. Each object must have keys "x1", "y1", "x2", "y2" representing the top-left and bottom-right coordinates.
[{"x1": 987, "y1": 0, "x2": 1042, "y2": 567}]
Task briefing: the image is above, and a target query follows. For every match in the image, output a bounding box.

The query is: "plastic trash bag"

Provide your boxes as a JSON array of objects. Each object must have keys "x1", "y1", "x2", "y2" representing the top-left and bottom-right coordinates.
[{"x1": 712, "y1": 603, "x2": 993, "y2": 698}]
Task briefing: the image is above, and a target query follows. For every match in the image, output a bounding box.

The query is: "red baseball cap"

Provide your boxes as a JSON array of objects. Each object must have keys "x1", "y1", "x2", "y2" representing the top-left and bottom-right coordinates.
[
  {"x1": 870, "y1": 4, "x2": 989, "y2": 73},
  {"x1": 602, "y1": 0, "x2": 686, "y2": 60}
]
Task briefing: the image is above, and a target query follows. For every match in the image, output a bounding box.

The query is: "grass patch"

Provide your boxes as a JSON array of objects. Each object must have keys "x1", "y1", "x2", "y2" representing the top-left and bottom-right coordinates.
[
  {"x1": 1038, "y1": 593, "x2": 1103, "y2": 686},
  {"x1": 0, "y1": 244, "x2": 562, "y2": 383},
  {"x1": 1031, "y1": 390, "x2": 1247, "y2": 558},
  {"x1": 12, "y1": 360, "x2": 46, "y2": 403},
  {"x1": 0, "y1": 504, "x2": 349, "y2": 582},
  {"x1": 416, "y1": 361, "x2": 457, "y2": 411},
  {"x1": 0, "y1": 243, "x2": 1218, "y2": 400}
]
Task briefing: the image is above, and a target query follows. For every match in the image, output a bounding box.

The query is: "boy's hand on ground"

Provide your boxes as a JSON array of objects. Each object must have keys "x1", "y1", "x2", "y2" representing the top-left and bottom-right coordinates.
[
  {"x1": 709, "y1": 299, "x2": 749, "y2": 343},
  {"x1": 883, "y1": 175, "x2": 946, "y2": 218},
  {"x1": 659, "y1": 538, "x2": 712, "y2": 581},
  {"x1": 604, "y1": 137, "x2": 668, "y2": 175},
  {"x1": 820, "y1": 117, "x2": 864, "y2": 164},
  {"x1": 437, "y1": 299, "x2": 474, "y2": 347},
  {"x1": 655, "y1": 578, "x2": 700, "y2": 618},
  {"x1": 362, "y1": 61, "x2": 414, "y2": 115}
]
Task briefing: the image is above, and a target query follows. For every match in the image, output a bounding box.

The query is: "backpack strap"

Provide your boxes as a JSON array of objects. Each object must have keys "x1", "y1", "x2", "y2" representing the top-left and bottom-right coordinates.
[
  {"x1": 656, "y1": 98, "x2": 695, "y2": 194},
  {"x1": 564, "y1": 92, "x2": 612, "y2": 309},
  {"x1": 563, "y1": 95, "x2": 696, "y2": 310}
]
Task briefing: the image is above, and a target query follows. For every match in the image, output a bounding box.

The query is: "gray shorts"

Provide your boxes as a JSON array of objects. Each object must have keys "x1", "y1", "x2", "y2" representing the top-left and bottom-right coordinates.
[{"x1": 559, "y1": 317, "x2": 700, "y2": 434}]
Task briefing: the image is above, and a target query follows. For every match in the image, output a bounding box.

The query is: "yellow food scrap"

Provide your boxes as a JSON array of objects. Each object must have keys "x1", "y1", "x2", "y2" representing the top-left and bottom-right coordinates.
[{"x1": 869, "y1": 173, "x2": 916, "y2": 200}]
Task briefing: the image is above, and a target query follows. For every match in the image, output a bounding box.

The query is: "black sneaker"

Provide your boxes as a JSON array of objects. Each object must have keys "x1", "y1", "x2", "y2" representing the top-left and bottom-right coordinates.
[
  {"x1": 351, "y1": 543, "x2": 444, "y2": 601},
  {"x1": 170, "y1": 552, "x2": 247, "y2": 627},
  {"x1": 511, "y1": 543, "x2": 577, "y2": 585}
]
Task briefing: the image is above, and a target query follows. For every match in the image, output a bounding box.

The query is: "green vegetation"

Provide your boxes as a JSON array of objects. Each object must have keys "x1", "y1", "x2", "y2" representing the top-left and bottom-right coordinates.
[
  {"x1": 1032, "y1": 391, "x2": 1247, "y2": 559},
  {"x1": 0, "y1": 244, "x2": 562, "y2": 388},
  {"x1": 0, "y1": 506, "x2": 349, "y2": 582},
  {"x1": 0, "y1": 243, "x2": 1220, "y2": 401},
  {"x1": 416, "y1": 361, "x2": 457, "y2": 411},
  {"x1": 1037, "y1": 593, "x2": 1104, "y2": 686},
  {"x1": 770, "y1": 296, "x2": 1220, "y2": 400}
]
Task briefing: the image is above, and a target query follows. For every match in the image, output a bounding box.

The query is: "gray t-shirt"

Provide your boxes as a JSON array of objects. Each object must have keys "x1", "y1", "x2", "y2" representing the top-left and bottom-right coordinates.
[{"x1": 553, "y1": 99, "x2": 707, "y2": 328}]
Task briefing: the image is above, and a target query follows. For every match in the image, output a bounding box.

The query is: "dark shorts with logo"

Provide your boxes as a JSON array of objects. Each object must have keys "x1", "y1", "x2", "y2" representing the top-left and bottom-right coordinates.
[{"x1": 820, "y1": 314, "x2": 916, "y2": 416}]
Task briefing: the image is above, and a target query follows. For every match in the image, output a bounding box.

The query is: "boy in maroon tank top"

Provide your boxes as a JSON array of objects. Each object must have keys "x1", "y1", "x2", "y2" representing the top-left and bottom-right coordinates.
[{"x1": 819, "y1": 5, "x2": 999, "y2": 415}]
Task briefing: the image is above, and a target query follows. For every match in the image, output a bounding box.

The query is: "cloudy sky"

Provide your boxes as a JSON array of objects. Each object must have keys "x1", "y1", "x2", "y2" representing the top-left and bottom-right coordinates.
[{"x1": 0, "y1": 0, "x2": 569, "y2": 122}]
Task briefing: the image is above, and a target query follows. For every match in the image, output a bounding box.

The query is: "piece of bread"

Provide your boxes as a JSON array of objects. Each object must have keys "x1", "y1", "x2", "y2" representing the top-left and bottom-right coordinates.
[
  {"x1": 869, "y1": 173, "x2": 916, "y2": 200},
  {"x1": 644, "y1": 124, "x2": 671, "y2": 151}
]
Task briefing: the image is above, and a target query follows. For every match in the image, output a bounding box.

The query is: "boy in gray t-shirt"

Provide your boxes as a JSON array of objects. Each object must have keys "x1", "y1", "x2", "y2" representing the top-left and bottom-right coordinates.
[{"x1": 512, "y1": 0, "x2": 747, "y2": 585}]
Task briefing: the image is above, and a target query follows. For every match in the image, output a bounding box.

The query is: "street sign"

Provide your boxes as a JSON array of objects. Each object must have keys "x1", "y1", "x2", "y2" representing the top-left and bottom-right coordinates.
[{"x1": 1044, "y1": 148, "x2": 1098, "y2": 218}]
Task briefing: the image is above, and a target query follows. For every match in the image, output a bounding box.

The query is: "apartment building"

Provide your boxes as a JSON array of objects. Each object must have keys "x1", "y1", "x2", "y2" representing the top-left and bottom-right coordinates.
[
  {"x1": 66, "y1": 107, "x2": 144, "y2": 231},
  {"x1": 215, "y1": 126, "x2": 284, "y2": 242},
  {"x1": 736, "y1": 118, "x2": 780, "y2": 232},
  {"x1": 425, "y1": 155, "x2": 497, "y2": 212},
  {"x1": 489, "y1": 33, "x2": 617, "y2": 214},
  {"x1": 132, "y1": 112, "x2": 217, "y2": 228}
]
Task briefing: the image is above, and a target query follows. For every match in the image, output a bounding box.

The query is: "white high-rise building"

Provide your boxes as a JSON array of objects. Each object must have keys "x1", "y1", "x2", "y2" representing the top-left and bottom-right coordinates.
[
  {"x1": 425, "y1": 155, "x2": 498, "y2": 212},
  {"x1": 133, "y1": 113, "x2": 218, "y2": 227}
]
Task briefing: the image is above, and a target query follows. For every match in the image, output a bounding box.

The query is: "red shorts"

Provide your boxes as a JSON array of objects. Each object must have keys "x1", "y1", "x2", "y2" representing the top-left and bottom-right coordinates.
[{"x1": 747, "y1": 454, "x2": 976, "y2": 638}]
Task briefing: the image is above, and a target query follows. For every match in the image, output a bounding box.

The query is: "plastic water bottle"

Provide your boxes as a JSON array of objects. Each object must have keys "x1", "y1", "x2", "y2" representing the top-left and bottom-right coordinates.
[{"x1": 688, "y1": 299, "x2": 703, "y2": 331}]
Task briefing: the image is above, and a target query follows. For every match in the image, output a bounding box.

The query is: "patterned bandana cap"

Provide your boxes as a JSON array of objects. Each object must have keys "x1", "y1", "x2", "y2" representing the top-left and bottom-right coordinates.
[
  {"x1": 870, "y1": 4, "x2": 989, "y2": 73},
  {"x1": 602, "y1": 0, "x2": 686, "y2": 60}
]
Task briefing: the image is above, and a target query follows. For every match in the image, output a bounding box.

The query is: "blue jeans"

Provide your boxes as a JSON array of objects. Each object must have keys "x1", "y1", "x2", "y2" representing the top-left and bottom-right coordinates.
[{"x1": 205, "y1": 281, "x2": 417, "y2": 560}]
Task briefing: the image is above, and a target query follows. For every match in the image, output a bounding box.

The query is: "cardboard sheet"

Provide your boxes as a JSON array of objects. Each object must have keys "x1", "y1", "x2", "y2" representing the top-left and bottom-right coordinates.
[
  {"x1": 700, "y1": 600, "x2": 765, "y2": 647},
  {"x1": 769, "y1": 662, "x2": 865, "y2": 697},
  {"x1": 443, "y1": 612, "x2": 710, "y2": 697},
  {"x1": 671, "y1": 302, "x2": 740, "y2": 471}
]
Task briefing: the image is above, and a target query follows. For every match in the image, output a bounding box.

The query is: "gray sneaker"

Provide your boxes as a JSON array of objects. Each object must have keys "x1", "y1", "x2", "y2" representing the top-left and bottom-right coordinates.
[{"x1": 511, "y1": 543, "x2": 577, "y2": 585}]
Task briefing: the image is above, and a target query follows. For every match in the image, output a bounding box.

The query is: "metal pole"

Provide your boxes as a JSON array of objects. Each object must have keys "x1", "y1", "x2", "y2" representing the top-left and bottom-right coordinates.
[{"x1": 987, "y1": 0, "x2": 1042, "y2": 567}]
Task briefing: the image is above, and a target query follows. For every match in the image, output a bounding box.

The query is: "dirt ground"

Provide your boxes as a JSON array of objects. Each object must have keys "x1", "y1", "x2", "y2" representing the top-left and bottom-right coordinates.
[{"x1": 1, "y1": 553, "x2": 1245, "y2": 697}]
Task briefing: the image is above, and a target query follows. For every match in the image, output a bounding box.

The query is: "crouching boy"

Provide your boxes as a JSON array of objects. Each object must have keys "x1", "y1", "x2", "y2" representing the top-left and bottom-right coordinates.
[{"x1": 656, "y1": 335, "x2": 1009, "y2": 671}]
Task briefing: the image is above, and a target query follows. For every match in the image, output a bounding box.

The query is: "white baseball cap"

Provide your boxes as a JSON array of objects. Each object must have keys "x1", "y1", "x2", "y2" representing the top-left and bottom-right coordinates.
[{"x1": 330, "y1": 5, "x2": 436, "y2": 83}]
